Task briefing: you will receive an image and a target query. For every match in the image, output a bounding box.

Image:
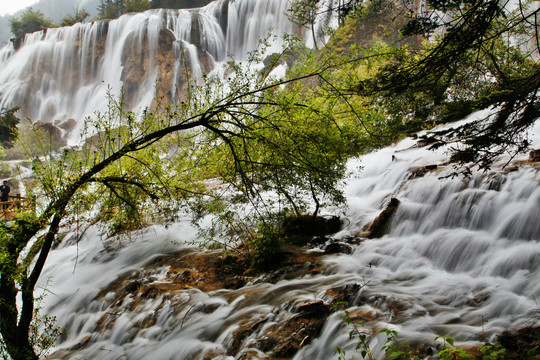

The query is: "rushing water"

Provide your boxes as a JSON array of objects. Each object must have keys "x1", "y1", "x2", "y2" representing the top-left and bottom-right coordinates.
[
  {"x1": 2, "y1": 0, "x2": 538, "y2": 358},
  {"x1": 36, "y1": 114, "x2": 540, "y2": 359}
]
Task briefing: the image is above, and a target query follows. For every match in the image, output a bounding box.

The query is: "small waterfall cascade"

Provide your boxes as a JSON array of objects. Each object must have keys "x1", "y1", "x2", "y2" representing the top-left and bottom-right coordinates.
[
  {"x1": 0, "y1": 0, "x2": 335, "y2": 141},
  {"x1": 38, "y1": 114, "x2": 540, "y2": 359}
]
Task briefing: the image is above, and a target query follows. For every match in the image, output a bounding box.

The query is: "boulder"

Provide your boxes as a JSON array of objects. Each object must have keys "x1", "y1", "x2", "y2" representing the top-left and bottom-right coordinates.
[
  {"x1": 356, "y1": 198, "x2": 400, "y2": 238},
  {"x1": 33, "y1": 121, "x2": 63, "y2": 142},
  {"x1": 408, "y1": 164, "x2": 438, "y2": 179},
  {"x1": 529, "y1": 149, "x2": 540, "y2": 162}
]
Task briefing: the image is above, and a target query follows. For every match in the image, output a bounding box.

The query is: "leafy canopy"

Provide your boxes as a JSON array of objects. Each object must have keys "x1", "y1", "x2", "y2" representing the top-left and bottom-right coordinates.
[
  {"x1": 97, "y1": 0, "x2": 151, "y2": 20},
  {"x1": 60, "y1": 10, "x2": 90, "y2": 27},
  {"x1": 0, "y1": 107, "x2": 20, "y2": 148},
  {"x1": 9, "y1": 9, "x2": 57, "y2": 48}
]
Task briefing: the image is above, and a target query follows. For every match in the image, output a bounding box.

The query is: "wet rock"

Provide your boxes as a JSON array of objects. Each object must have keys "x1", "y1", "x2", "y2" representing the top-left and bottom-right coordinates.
[
  {"x1": 121, "y1": 27, "x2": 178, "y2": 107},
  {"x1": 228, "y1": 325, "x2": 256, "y2": 356},
  {"x1": 34, "y1": 121, "x2": 64, "y2": 142},
  {"x1": 56, "y1": 118, "x2": 78, "y2": 133},
  {"x1": 124, "y1": 280, "x2": 141, "y2": 293},
  {"x1": 201, "y1": 349, "x2": 226, "y2": 360},
  {"x1": 341, "y1": 236, "x2": 364, "y2": 245},
  {"x1": 326, "y1": 283, "x2": 364, "y2": 305},
  {"x1": 294, "y1": 300, "x2": 330, "y2": 317},
  {"x1": 224, "y1": 276, "x2": 246, "y2": 289},
  {"x1": 308, "y1": 236, "x2": 329, "y2": 246},
  {"x1": 485, "y1": 173, "x2": 506, "y2": 191},
  {"x1": 465, "y1": 292, "x2": 489, "y2": 306},
  {"x1": 529, "y1": 149, "x2": 540, "y2": 162},
  {"x1": 263, "y1": 53, "x2": 281, "y2": 69},
  {"x1": 237, "y1": 349, "x2": 268, "y2": 360},
  {"x1": 323, "y1": 241, "x2": 352, "y2": 254},
  {"x1": 69, "y1": 335, "x2": 93, "y2": 351},
  {"x1": 201, "y1": 303, "x2": 222, "y2": 314},
  {"x1": 141, "y1": 285, "x2": 160, "y2": 298},
  {"x1": 282, "y1": 215, "x2": 343, "y2": 245},
  {"x1": 262, "y1": 50, "x2": 299, "y2": 75},
  {"x1": 408, "y1": 164, "x2": 438, "y2": 179},
  {"x1": 178, "y1": 269, "x2": 193, "y2": 282},
  {"x1": 356, "y1": 198, "x2": 400, "y2": 239},
  {"x1": 255, "y1": 301, "x2": 331, "y2": 358},
  {"x1": 497, "y1": 326, "x2": 540, "y2": 359},
  {"x1": 504, "y1": 165, "x2": 519, "y2": 173}
]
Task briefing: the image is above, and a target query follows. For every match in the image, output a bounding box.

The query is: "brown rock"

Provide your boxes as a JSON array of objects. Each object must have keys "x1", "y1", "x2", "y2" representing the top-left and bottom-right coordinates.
[
  {"x1": 529, "y1": 149, "x2": 540, "y2": 162},
  {"x1": 497, "y1": 326, "x2": 540, "y2": 359},
  {"x1": 408, "y1": 164, "x2": 438, "y2": 179},
  {"x1": 58, "y1": 118, "x2": 78, "y2": 132},
  {"x1": 323, "y1": 242, "x2": 352, "y2": 254},
  {"x1": 33, "y1": 121, "x2": 64, "y2": 142},
  {"x1": 357, "y1": 198, "x2": 400, "y2": 238}
]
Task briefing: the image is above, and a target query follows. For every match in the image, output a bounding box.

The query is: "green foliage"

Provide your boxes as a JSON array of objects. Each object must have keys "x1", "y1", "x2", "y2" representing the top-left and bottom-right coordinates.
[
  {"x1": 288, "y1": 0, "x2": 320, "y2": 27},
  {"x1": 250, "y1": 223, "x2": 284, "y2": 270},
  {"x1": 97, "y1": 0, "x2": 151, "y2": 19},
  {"x1": 9, "y1": 9, "x2": 57, "y2": 48},
  {"x1": 0, "y1": 288, "x2": 62, "y2": 359},
  {"x1": 3, "y1": 121, "x2": 66, "y2": 161},
  {"x1": 125, "y1": 0, "x2": 151, "y2": 13},
  {"x1": 0, "y1": 148, "x2": 11, "y2": 179},
  {"x1": 357, "y1": 0, "x2": 540, "y2": 168},
  {"x1": 333, "y1": 303, "x2": 533, "y2": 360},
  {"x1": 437, "y1": 337, "x2": 509, "y2": 360},
  {"x1": 0, "y1": 107, "x2": 20, "y2": 148},
  {"x1": 288, "y1": 0, "x2": 362, "y2": 30},
  {"x1": 332, "y1": 301, "x2": 375, "y2": 360},
  {"x1": 28, "y1": 294, "x2": 63, "y2": 358},
  {"x1": 185, "y1": 39, "x2": 385, "y2": 268},
  {"x1": 97, "y1": 0, "x2": 124, "y2": 19},
  {"x1": 60, "y1": 10, "x2": 90, "y2": 27}
]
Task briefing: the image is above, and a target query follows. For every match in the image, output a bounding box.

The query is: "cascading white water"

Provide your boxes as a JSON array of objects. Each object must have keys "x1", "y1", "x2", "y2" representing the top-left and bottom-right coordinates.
[
  {"x1": 0, "y1": 0, "x2": 335, "y2": 142},
  {"x1": 298, "y1": 115, "x2": 540, "y2": 359},
  {"x1": 2, "y1": 0, "x2": 538, "y2": 358},
  {"x1": 37, "y1": 113, "x2": 540, "y2": 359}
]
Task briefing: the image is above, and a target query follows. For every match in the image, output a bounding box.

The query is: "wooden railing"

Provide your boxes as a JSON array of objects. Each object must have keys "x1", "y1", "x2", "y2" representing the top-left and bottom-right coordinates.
[{"x1": 0, "y1": 195, "x2": 35, "y2": 221}]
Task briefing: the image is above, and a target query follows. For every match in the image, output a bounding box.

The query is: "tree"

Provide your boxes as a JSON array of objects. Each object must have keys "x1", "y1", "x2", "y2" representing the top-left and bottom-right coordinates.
[
  {"x1": 9, "y1": 9, "x2": 57, "y2": 48},
  {"x1": 97, "y1": 0, "x2": 123, "y2": 19},
  {"x1": 356, "y1": 0, "x2": 540, "y2": 168},
  {"x1": 125, "y1": 0, "x2": 151, "y2": 13},
  {"x1": 0, "y1": 44, "x2": 370, "y2": 358},
  {"x1": 98, "y1": 0, "x2": 151, "y2": 19},
  {"x1": 288, "y1": 0, "x2": 363, "y2": 48},
  {"x1": 0, "y1": 107, "x2": 20, "y2": 148},
  {"x1": 60, "y1": 9, "x2": 90, "y2": 27}
]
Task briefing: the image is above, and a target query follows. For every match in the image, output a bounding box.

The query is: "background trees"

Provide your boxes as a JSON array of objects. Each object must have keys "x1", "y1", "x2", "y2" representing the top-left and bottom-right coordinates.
[
  {"x1": 0, "y1": 107, "x2": 20, "y2": 149},
  {"x1": 9, "y1": 9, "x2": 57, "y2": 48},
  {"x1": 60, "y1": 9, "x2": 90, "y2": 26},
  {"x1": 97, "y1": 0, "x2": 151, "y2": 19}
]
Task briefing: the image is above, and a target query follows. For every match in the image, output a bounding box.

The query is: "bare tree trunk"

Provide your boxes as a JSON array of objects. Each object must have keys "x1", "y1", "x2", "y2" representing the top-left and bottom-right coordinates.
[{"x1": 0, "y1": 265, "x2": 39, "y2": 360}]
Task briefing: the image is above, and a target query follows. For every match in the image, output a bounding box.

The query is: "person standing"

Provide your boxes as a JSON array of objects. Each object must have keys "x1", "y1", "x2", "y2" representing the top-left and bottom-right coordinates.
[{"x1": 1, "y1": 180, "x2": 10, "y2": 208}]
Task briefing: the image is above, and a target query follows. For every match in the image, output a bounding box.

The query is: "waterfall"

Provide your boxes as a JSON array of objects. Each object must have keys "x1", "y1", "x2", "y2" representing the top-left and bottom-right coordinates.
[
  {"x1": 0, "y1": 0, "x2": 334, "y2": 142},
  {"x1": 2, "y1": 0, "x2": 538, "y2": 358},
  {"x1": 36, "y1": 113, "x2": 540, "y2": 359}
]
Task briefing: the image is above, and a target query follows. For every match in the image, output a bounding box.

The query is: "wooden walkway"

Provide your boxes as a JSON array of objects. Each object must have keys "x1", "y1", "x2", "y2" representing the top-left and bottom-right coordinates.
[{"x1": 0, "y1": 195, "x2": 34, "y2": 221}]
